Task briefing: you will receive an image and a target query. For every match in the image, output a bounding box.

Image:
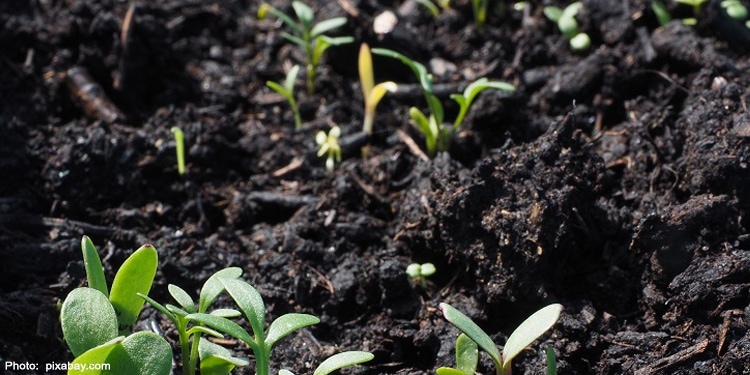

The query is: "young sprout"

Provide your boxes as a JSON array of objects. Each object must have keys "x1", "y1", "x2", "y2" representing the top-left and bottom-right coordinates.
[
  {"x1": 721, "y1": 0, "x2": 749, "y2": 21},
  {"x1": 186, "y1": 278, "x2": 321, "y2": 375},
  {"x1": 472, "y1": 0, "x2": 490, "y2": 33},
  {"x1": 436, "y1": 334, "x2": 478, "y2": 375},
  {"x1": 406, "y1": 262, "x2": 436, "y2": 288},
  {"x1": 543, "y1": 2, "x2": 591, "y2": 51},
  {"x1": 279, "y1": 351, "x2": 374, "y2": 375},
  {"x1": 651, "y1": 0, "x2": 672, "y2": 26},
  {"x1": 266, "y1": 65, "x2": 302, "y2": 130},
  {"x1": 358, "y1": 43, "x2": 397, "y2": 136},
  {"x1": 371, "y1": 48, "x2": 514, "y2": 157},
  {"x1": 139, "y1": 267, "x2": 246, "y2": 375},
  {"x1": 171, "y1": 126, "x2": 186, "y2": 175},
  {"x1": 316, "y1": 125, "x2": 342, "y2": 171},
  {"x1": 258, "y1": 1, "x2": 354, "y2": 94},
  {"x1": 413, "y1": 0, "x2": 452, "y2": 17},
  {"x1": 674, "y1": 0, "x2": 708, "y2": 25},
  {"x1": 439, "y1": 302, "x2": 563, "y2": 375},
  {"x1": 546, "y1": 346, "x2": 557, "y2": 375}
]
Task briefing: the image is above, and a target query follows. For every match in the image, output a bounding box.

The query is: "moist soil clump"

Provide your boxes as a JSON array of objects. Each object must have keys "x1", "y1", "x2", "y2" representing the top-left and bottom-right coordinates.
[{"x1": 1, "y1": 0, "x2": 749, "y2": 374}]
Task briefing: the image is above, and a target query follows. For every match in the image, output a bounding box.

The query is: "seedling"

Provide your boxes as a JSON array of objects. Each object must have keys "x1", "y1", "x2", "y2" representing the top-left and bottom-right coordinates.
[
  {"x1": 359, "y1": 43, "x2": 397, "y2": 136},
  {"x1": 139, "y1": 267, "x2": 247, "y2": 375},
  {"x1": 721, "y1": 0, "x2": 749, "y2": 25},
  {"x1": 406, "y1": 262, "x2": 436, "y2": 288},
  {"x1": 372, "y1": 48, "x2": 514, "y2": 157},
  {"x1": 651, "y1": 0, "x2": 672, "y2": 26},
  {"x1": 185, "y1": 278, "x2": 321, "y2": 375},
  {"x1": 438, "y1": 302, "x2": 562, "y2": 375},
  {"x1": 413, "y1": 0, "x2": 452, "y2": 17},
  {"x1": 258, "y1": 1, "x2": 354, "y2": 94},
  {"x1": 674, "y1": 0, "x2": 708, "y2": 25},
  {"x1": 546, "y1": 346, "x2": 557, "y2": 375},
  {"x1": 279, "y1": 351, "x2": 374, "y2": 375},
  {"x1": 472, "y1": 0, "x2": 491, "y2": 33},
  {"x1": 266, "y1": 65, "x2": 303, "y2": 130},
  {"x1": 171, "y1": 126, "x2": 186, "y2": 175},
  {"x1": 316, "y1": 125, "x2": 342, "y2": 171},
  {"x1": 60, "y1": 236, "x2": 172, "y2": 375},
  {"x1": 543, "y1": 2, "x2": 591, "y2": 51}
]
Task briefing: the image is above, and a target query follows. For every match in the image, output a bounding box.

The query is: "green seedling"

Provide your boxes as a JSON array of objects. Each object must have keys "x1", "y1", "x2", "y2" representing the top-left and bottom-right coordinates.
[
  {"x1": 316, "y1": 125, "x2": 342, "y2": 171},
  {"x1": 266, "y1": 65, "x2": 303, "y2": 130},
  {"x1": 546, "y1": 346, "x2": 557, "y2": 375},
  {"x1": 721, "y1": 0, "x2": 749, "y2": 22},
  {"x1": 171, "y1": 126, "x2": 186, "y2": 175},
  {"x1": 406, "y1": 262, "x2": 436, "y2": 288},
  {"x1": 371, "y1": 48, "x2": 514, "y2": 157},
  {"x1": 544, "y1": 2, "x2": 591, "y2": 51},
  {"x1": 359, "y1": 43, "x2": 397, "y2": 136},
  {"x1": 472, "y1": 0, "x2": 491, "y2": 33},
  {"x1": 435, "y1": 333, "x2": 479, "y2": 375},
  {"x1": 139, "y1": 267, "x2": 247, "y2": 375},
  {"x1": 60, "y1": 236, "x2": 172, "y2": 375},
  {"x1": 413, "y1": 0, "x2": 452, "y2": 17},
  {"x1": 258, "y1": 1, "x2": 354, "y2": 94},
  {"x1": 279, "y1": 351, "x2": 375, "y2": 375},
  {"x1": 186, "y1": 278, "x2": 321, "y2": 375},
  {"x1": 439, "y1": 302, "x2": 563, "y2": 375},
  {"x1": 674, "y1": 0, "x2": 708, "y2": 25},
  {"x1": 651, "y1": 0, "x2": 672, "y2": 26}
]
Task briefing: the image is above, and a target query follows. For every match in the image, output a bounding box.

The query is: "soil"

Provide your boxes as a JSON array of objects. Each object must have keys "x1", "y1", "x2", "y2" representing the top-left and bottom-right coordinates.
[{"x1": 1, "y1": 0, "x2": 750, "y2": 374}]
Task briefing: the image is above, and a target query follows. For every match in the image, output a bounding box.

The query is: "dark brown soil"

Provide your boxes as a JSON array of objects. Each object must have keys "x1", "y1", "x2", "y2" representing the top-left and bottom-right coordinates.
[{"x1": 2, "y1": 0, "x2": 750, "y2": 374}]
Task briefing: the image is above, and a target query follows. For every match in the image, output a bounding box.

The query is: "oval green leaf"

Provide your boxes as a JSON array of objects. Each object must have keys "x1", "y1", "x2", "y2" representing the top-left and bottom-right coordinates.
[
  {"x1": 199, "y1": 267, "x2": 243, "y2": 313},
  {"x1": 502, "y1": 303, "x2": 562, "y2": 368},
  {"x1": 265, "y1": 313, "x2": 320, "y2": 347},
  {"x1": 439, "y1": 303, "x2": 501, "y2": 368},
  {"x1": 61, "y1": 288, "x2": 119, "y2": 357},
  {"x1": 81, "y1": 236, "x2": 108, "y2": 297},
  {"x1": 168, "y1": 284, "x2": 196, "y2": 313},
  {"x1": 109, "y1": 245, "x2": 158, "y2": 335},
  {"x1": 313, "y1": 351, "x2": 374, "y2": 375},
  {"x1": 220, "y1": 278, "x2": 266, "y2": 340}
]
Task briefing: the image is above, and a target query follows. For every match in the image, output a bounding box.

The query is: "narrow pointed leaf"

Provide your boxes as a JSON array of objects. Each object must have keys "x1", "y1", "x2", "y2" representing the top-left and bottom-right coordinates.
[
  {"x1": 219, "y1": 278, "x2": 266, "y2": 340},
  {"x1": 265, "y1": 313, "x2": 320, "y2": 347},
  {"x1": 61, "y1": 288, "x2": 119, "y2": 356},
  {"x1": 313, "y1": 351, "x2": 374, "y2": 375},
  {"x1": 186, "y1": 325, "x2": 225, "y2": 338},
  {"x1": 109, "y1": 245, "x2": 158, "y2": 335},
  {"x1": 258, "y1": 4, "x2": 301, "y2": 35},
  {"x1": 366, "y1": 82, "x2": 398, "y2": 113},
  {"x1": 186, "y1": 313, "x2": 257, "y2": 350},
  {"x1": 81, "y1": 236, "x2": 108, "y2": 297},
  {"x1": 168, "y1": 284, "x2": 196, "y2": 313},
  {"x1": 359, "y1": 44, "x2": 374, "y2": 99},
  {"x1": 283, "y1": 65, "x2": 300, "y2": 94},
  {"x1": 311, "y1": 17, "x2": 348, "y2": 38},
  {"x1": 436, "y1": 368, "x2": 470, "y2": 375},
  {"x1": 267, "y1": 81, "x2": 294, "y2": 104},
  {"x1": 439, "y1": 303, "x2": 501, "y2": 368},
  {"x1": 199, "y1": 267, "x2": 243, "y2": 313},
  {"x1": 199, "y1": 338, "x2": 250, "y2": 375},
  {"x1": 282, "y1": 33, "x2": 308, "y2": 48},
  {"x1": 210, "y1": 308, "x2": 241, "y2": 318},
  {"x1": 502, "y1": 304, "x2": 562, "y2": 366},
  {"x1": 292, "y1": 1, "x2": 314, "y2": 27}
]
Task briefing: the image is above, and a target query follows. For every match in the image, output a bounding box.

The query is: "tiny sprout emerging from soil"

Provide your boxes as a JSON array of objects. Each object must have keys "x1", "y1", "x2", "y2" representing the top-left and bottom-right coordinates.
[
  {"x1": 359, "y1": 43, "x2": 397, "y2": 136},
  {"x1": 472, "y1": 0, "x2": 491, "y2": 33},
  {"x1": 171, "y1": 126, "x2": 186, "y2": 175},
  {"x1": 186, "y1": 278, "x2": 321, "y2": 375},
  {"x1": 543, "y1": 2, "x2": 591, "y2": 52},
  {"x1": 721, "y1": 0, "x2": 749, "y2": 23},
  {"x1": 279, "y1": 351, "x2": 374, "y2": 375},
  {"x1": 546, "y1": 346, "x2": 557, "y2": 375},
  {"x1": 651, "y1": 0, "x2": 672, "y2": 26},
  {"x1": 413, "y1": 0, "x2": 452, "y2": 17},
  {"x1": 258, "y1": 1, "x2": 354, "y2": 95},
  {"x1": 60, "y1": 236, "x2": 172, "y2": 375},
  {"x1": 266, "y1": 65, "x2": 303, "y2": 130},
  {"x1": 439, "y1": 302, "x2": 562, "y2": 375},
  {"x1": 406, "y1": 262, "x2": 436, "y2": 287},
  {"x1": 371, "y1": 47, "x2": 514, "y2": 157},
  {"x1": 316, "y1": 125, "x2": 342, "y2": 171},
  {"x1": 674, "y1": 0, "x2": 708, "y2": 25},
  {"x1": 139, "y1": 267, "x2": 247, "y2": 375}
]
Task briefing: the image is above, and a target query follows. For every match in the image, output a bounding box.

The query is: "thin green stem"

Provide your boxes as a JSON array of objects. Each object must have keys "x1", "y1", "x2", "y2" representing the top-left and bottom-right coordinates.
[{"x1": 188, "y1": 332, "x2": 201, "y2": 375}]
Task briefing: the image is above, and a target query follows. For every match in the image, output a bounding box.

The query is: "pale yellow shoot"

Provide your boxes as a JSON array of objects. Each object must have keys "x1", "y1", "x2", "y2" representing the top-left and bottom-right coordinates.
[{"x1": 359, "y1": 43, "x2": 397, "y2": 135}]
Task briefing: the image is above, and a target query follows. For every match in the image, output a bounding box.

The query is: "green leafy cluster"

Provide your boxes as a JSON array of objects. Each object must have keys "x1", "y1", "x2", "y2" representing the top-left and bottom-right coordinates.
[
  {"x1": 437, "y1": 303, "x2": 562, "y2": 375},
  {"x1": 258, "y1": 1, "x2": 354, "y2": 95},
  {"x1": 60, "y1": 236, "x2": 172, "y2": 375},
  {"x1": 372, "y1": 47, "x2": 514, "y2": 157},
  {"x1": 543, "y1": 2, "x2": 591, "y2": 51}
]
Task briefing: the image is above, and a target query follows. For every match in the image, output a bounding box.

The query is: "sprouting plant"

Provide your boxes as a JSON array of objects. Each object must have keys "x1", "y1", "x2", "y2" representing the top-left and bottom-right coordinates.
[
  {"x1": 406, "y1": 262, "x2": 436, "y2": 288},
  {"x1": 721, "y1": 0, "x2": 749, "y2": 25},
  {"x1": 258, "y1": 1, "x2": 354, "y2": 94},
  {"x1": 185, "y1": 278, "x2": 322, "y2": 375},
  {"x1": 171, "y1": 126, "x2": 186, "y2": 175},
  {"x1": 543, "y1": 2, "x2": 591, "y2": 51},
  {"x1": 316, "y1": 125, "x2": 342, "y2": 171},
  {"x1": 413, "y1": 0, "x2": 452, "y2": 17},
  {"x1": 139, "y1": 267, "x2": 248, "y2": 375},
  {"x1": 359, "y1": 43, "x2": 397, "y2": 136},
  {"x1": 673, "y1": 0, "x2": 708, "y2": 25},
  {"x1": 60, "y1": 236, "x2": 172, "y2": 375},
  {"x1": 651, "y1": 0, "x2": 672, "y2": 26},
  {"x1": 266, "y1": 65, "x2": 303, "y2": 130},
  {"x1": 435, "y1": 333, "x2": 478, "y2": 375},
  {"x1": 546, "y1": 346, "x2": 557, "y2": 375},
  {"x1": 438, "y1": 302, "x2": 562, "y2": 375},
  {"x1": 279, "y1": 351, "x2": 374, "y2": 375},
  {"x1": 371, "y1": 48, "x2": 514, "y2": 157},
  {"x1": 472, "y1": 0, "x2": 491, "y2": 33}
]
